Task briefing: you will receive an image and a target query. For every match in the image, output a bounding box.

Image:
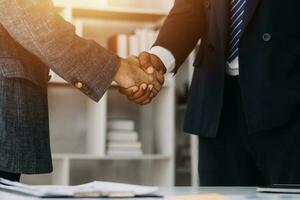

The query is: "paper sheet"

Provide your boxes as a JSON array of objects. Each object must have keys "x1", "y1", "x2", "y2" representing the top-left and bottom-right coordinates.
[{"x1": 0, "y1": 178, "x2": 158, "y2": 198}]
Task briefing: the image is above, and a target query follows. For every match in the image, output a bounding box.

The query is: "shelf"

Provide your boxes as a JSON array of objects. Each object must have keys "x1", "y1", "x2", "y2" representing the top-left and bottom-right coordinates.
[
  {"x1": 48, "y1": 82, "x2": 69, "y2": 87},
  {"x1": 176, "y1": 168, "x2": 191, "y2": 174},
  {"x1": 52, "y1": 153, "x2": 172, "y2": 160},
  {"x1": 54, "y1": 0, "x2": 168, "y2": 21},
  {"x1": 176, "y1": 105, "x2": 187, "y2": 111}
]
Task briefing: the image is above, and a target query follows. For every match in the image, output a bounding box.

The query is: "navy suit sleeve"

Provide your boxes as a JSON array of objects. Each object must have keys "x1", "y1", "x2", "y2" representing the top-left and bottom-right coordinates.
[{"x1": 154, "y1": 0, "x2": 205, "y2": 73}]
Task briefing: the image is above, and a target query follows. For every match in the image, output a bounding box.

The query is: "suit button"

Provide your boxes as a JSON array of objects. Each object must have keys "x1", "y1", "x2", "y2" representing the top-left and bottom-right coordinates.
[
  {"x1": 262, "y1": 33, "x2": 271, "y2": 42},
  {"x1": 204, "y1": 0, "x2": 210, "y2": 9},
  {"x1": 75, "y1": 81, "x2": 83, "y2": 89}
]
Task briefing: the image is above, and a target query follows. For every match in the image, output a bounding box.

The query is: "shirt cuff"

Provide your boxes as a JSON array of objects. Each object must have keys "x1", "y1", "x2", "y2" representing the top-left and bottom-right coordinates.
[{"x1": 149, "y1": 46, "x2": 176, "y2": 74}]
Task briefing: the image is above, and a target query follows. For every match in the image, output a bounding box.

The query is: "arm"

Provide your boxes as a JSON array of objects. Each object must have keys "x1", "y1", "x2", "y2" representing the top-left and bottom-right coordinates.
[
  {"x1": 119, "y1": 0, "x2": 205, "y2": 104},
  {"x1": 0, "y1": 0, "x2": 136, "y2": 102},
  {"x1": 154, "y1": 0, "x2": 205, "y2": 73}
]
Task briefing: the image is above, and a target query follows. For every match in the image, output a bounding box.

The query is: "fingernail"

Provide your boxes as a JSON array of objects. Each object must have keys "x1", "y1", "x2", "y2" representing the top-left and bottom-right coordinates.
[
  {"x1": 147, "y1": 67, "x2": 154, "y2": 74},
  {"x1": 141, "y1": 84, "x2": 147, "y2": 90},
  {"x1": 132, "y1": 86, "x2": 139, "y2": 93},
  {"x1": 149, "y1": 85, "x2": 153, "y2": 91}
]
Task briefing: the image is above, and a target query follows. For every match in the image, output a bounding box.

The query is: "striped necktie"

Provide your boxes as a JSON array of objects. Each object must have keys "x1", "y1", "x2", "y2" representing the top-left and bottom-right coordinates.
[{"x1": 228, "y1": 0, "x2": 246, "y2": 63}]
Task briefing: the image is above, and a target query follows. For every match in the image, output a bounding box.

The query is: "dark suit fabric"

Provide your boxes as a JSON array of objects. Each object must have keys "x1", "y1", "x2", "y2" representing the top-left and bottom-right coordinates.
[
  {"x1": 155, "y1": 0, "x2": 300, "y2": 136},
  {"x1": 154, "y1": 0, "x2": 300, "y2": 185},
  {"x1": 198, "y1": 76, "x2": 300, "y2": 186}
]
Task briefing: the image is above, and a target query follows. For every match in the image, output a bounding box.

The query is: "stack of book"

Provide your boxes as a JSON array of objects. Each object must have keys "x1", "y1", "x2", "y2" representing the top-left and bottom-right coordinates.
[
  {"x1": 107, "y1": 120, "x2": 143, "y2": 156},
  {"x1": 108, "y1": 28, "x2": 159, "y2": 58}
]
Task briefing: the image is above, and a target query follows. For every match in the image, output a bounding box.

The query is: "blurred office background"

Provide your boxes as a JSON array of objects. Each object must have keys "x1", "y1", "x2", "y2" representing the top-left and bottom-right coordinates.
[{"x1": 21, "y1": 0, "x2": 199, "y2": 187}]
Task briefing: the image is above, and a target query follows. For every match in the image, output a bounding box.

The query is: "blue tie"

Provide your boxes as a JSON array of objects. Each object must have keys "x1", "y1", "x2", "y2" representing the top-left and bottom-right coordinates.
[{"x1": 228, "y1": 0, "x2": 246, "y2": 63}]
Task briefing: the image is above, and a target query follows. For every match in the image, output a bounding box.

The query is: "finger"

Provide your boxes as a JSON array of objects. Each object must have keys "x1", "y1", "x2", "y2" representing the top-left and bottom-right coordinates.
[
  {"x1": 119, "y1": 86, "x2": 139, "y2": 96},
  {"x1": 135, "y1": 88, "x2": 152, "y2": 104},
  {"x1": 139, "y1": 52, "x2": 153, "y2": 72},
  {"x1": 155, "y1": 71, "x2": 165, "y2": 85},
  {"x1": 128, "y1": 84, "x2": 147, "y2": 100},
  {"x1": 150, "y1": 88, "x2": 159, "y2": 98},
  {"x1": 140, "y1": 99, "x2": 152, "y2": 105},
  {"x1": 151, "y1": 77, "x2": 163, "y2": 92},
  {"x1": 150, "y1": 54, "x2": 167, "y2": 73},
  {"x1": 147, "y1": 71, "x2": 163, "y2": 91},
  {"x1": 148, "y1": 84, "x2": 154, "y2": 91}
]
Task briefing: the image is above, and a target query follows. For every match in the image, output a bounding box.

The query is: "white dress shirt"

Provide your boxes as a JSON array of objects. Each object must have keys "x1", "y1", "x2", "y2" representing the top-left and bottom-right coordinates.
[
  {"x1": 149, "y1": 46, "x2": 239, "y2": 76},
  {"x1": 148, "y1": 46, "x2": 176, "y2": 73}
]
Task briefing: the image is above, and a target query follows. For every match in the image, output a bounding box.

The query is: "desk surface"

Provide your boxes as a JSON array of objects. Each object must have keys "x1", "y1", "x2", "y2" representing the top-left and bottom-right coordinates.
[{"x1": 1, "y1": 187, "x2": 299, "y2": 200}]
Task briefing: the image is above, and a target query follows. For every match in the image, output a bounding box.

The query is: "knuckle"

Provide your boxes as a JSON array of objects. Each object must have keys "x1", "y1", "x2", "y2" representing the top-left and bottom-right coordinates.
[
  {"x1": 141, "y1": 51, "x2": 148, "y2": 56},
  {"x1": 142, "y1": 52, "x2": 151, "y2": 61},
  {"x1": 149, "y1": 76, "x2": 154, "y2": 82},
  {"x1": 133, "y1": 95, "x2": 141, "y2": 99}
]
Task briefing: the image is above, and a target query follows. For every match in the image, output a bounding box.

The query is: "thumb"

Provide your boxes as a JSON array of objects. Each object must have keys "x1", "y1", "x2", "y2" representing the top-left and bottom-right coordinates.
[
  {"x1": 119, "y1": 86, "x2": 139, "y2": 96},
  {"x1": 138, "y1": 52, "x2": 153, "y2": 73},
  {"x1": 150, "y1": 54, "x2": 167, "y2": 74}
]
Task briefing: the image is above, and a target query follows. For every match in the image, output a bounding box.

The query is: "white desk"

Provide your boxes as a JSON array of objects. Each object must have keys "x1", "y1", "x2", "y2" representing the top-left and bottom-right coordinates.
[{"x1": 1, "y1": 187, "x2": 299, "y2": 200}]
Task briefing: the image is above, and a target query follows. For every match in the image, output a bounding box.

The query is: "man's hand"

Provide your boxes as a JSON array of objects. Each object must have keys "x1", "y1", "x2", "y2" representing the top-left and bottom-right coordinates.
[
  {"x1": 113, "y1": 56, "x2": 160, "y2": 96},
  {"x1": 119, "y1": 52, "x2": 166, "y2": 105}
]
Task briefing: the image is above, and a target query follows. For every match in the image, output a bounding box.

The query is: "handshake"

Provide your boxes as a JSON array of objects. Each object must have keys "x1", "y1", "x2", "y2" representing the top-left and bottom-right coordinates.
[{"x1": 113, "y1": 52, "x2": 166, "y2": 105}]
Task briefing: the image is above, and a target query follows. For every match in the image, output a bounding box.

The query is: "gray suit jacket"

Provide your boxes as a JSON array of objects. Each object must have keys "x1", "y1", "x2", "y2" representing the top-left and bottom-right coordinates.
[{"x1": 0, "y1": 0, "x2": 120, "y2": 174}]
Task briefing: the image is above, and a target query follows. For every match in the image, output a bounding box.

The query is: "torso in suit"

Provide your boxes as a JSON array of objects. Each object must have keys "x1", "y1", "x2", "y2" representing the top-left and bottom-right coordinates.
[
  {"x1": 0, "y1": 24, "x2": 51, "y2": 174},
  {"x1": 0, "y1": 0, "x2": 120, "y2": 174},
  {"x1": 155, "y1": 0, "x2": 300, "y2": 137}
]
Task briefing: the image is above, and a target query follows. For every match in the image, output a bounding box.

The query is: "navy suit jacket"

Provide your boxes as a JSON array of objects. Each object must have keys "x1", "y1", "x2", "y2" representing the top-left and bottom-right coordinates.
[{"x1": 155, "y1": 0, "x2": 300, "y2": 137}]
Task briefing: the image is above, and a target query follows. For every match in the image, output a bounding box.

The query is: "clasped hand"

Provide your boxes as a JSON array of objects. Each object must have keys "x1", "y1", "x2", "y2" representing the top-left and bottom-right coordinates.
[{"x1": 114, "y1": 52, "x2": 166, "y2": 105}]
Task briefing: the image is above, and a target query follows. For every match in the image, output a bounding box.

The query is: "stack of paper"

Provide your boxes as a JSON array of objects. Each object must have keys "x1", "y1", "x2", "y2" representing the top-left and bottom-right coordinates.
[
  {"x1": 0, "y1": 178, "x2": 159, "y2": 198},
  {"x1": 107, "y1": 120, "x2": 143, "y2": 156}
]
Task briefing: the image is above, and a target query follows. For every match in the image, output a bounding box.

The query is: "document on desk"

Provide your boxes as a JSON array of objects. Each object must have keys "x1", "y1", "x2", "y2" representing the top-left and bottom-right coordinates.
[{"x1": 0, "y1": 178, "x2": 160, "y2": 198}]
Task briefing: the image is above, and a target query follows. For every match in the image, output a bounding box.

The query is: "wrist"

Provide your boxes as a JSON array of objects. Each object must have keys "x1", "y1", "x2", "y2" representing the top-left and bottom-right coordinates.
[
  {"x1": 113, "y1": 58, "x2": 126, "y2": 84},
  {"x1": 151, "y1": 54, "x2": 167, "y2": 74},
  {"x1": 149, "y1": 46, "x2": 175, "y2": 74}
]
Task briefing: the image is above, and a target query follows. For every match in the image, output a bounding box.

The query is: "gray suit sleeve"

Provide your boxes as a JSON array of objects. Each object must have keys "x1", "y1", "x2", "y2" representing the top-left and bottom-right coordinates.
[{"x1": 0, "y1": 0, "x2": 120, "y2": 102}]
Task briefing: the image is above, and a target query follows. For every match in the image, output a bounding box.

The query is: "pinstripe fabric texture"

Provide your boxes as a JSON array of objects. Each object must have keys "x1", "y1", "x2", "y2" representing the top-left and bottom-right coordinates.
[
  {"x1": 228, "y1": 0, "x2": 246, "y2": 62},
  {"x1": 0, "y1": 0, "x2": 120, "y2": 174}
]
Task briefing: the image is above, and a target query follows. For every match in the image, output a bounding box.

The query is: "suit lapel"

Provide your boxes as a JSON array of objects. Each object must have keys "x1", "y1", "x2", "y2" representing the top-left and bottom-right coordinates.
[
  {"x1": 212, "y1": 0, "x2": 229, "y2": 53},
  {"x1": 242, "y1": 0, "x2": 261, "y2": 35},
  {"x1": 210, "y1": 0, "x2": 260, "y2": 53}
]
